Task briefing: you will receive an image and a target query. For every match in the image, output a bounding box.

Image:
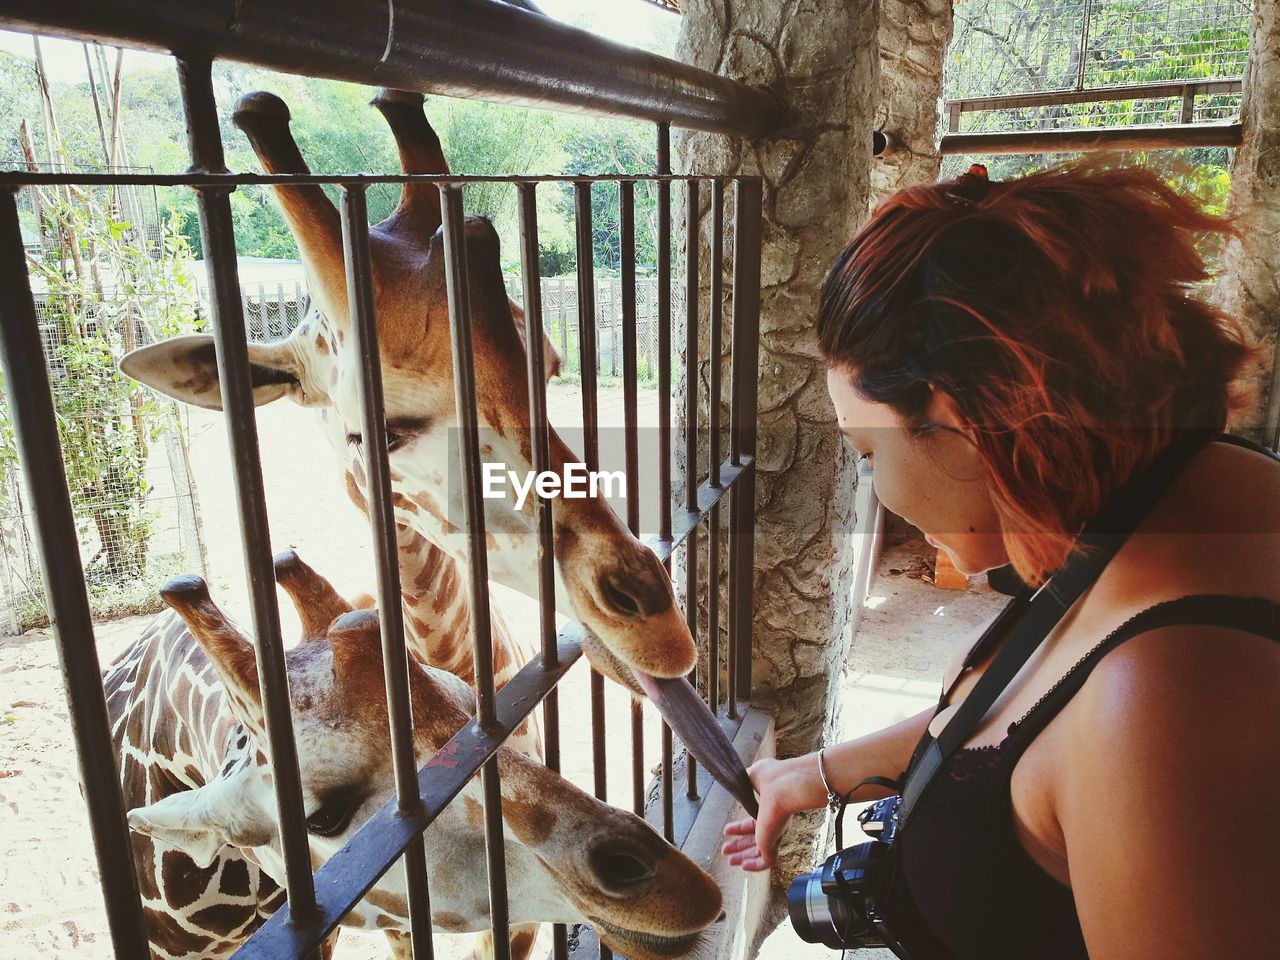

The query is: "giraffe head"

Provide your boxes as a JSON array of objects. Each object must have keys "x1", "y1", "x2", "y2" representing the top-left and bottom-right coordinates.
[
  {"x1": 120, "y1": 89, "x2": 694, "y2": 689},
  {"x1": 126, "y1": 555, "x2": 721, "y2": 955}
]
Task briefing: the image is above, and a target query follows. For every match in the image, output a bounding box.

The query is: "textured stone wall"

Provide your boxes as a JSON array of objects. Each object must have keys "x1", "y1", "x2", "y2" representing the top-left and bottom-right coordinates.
[
  {"x1": 870, "y1": 0, "x2": 954, "y2": 206},
  {"x1": 1220, "y1": 0, "x2": 1280, "y2": 445},
  {"x1": 673, "y1": 0, "x2": 878, "y2": 762}
]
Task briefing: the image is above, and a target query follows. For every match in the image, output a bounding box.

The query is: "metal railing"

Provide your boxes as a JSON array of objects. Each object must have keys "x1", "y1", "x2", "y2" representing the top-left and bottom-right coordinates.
[{"x1": 0, "y1": 18, "x2": 769, "y2": 960}]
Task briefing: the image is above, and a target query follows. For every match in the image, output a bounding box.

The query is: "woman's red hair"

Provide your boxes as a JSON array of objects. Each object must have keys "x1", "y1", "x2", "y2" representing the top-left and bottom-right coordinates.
[{"x1": 818, "y1": 162, "x2": 1257, "y2": 585}]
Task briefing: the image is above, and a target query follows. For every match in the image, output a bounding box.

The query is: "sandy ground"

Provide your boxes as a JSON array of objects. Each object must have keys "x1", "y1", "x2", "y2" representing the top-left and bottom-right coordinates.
[{"x1": 0, "y1": 376, "x2": 1010, "y2": 959}]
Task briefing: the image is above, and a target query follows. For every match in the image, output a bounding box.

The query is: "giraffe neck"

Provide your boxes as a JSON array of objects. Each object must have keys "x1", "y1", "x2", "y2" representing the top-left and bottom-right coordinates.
[
  {"x1": 105, "y1": 612, "x2": 248, "y2": 805},
  {"x1": 393, "y1": 522, "x2": 534, "y2": 690}
]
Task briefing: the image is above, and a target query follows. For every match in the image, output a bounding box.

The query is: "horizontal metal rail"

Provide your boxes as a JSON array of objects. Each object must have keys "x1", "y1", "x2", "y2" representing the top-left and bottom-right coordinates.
[
  {"x1": 0, "y1": 0, "x2": 783, "y2": 137},
  {"x1": 947, "y1": 77, "x2": 1243, "y2": 115},
  {"x1": 942, "y1": 121, "x2": 1242, "y2": 155},
  {"x1": 0, "y1": 171, "x2": 736, "y2": 186}
]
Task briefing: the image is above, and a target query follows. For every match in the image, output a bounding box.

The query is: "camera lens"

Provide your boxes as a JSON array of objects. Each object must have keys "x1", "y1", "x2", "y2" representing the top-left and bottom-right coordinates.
[{"x1": 787, "y1": 871, "x2": 858, "y2": 949}]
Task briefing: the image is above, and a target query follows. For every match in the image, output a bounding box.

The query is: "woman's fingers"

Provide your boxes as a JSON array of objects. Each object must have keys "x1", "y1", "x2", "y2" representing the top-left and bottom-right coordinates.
[
  {"x1": 721, "y1": 834, "x2": 756, "y2": 855},
  {"x1": 724, "y1": 817, "x2": 757, "y2": 837}
]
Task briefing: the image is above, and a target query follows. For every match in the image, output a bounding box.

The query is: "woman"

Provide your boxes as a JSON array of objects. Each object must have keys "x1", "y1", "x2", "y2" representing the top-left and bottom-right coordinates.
[{"x1": 723, "y1": 163, "x2": 1280, "y2": 959}]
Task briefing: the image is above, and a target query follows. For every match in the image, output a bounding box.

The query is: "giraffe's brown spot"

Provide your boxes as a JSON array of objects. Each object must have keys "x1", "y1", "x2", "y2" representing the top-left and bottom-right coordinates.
[
  {"x1": 159, "y1": 849, "x2": 206, "y2": 910},
  {"x1": 220, "y1": 854, "x2": 252, "y2": 898},
  {"x1": 364, "y1": 889, "x2": 409, "y2": 917},
  {"x1": 463, "y1": 795, "x2": 485, "y2": 829},
  {"x1": 392, "y1": 493, "x2": 419, "y2": 514},
  {"x1": 345, "y1": 471, "x2": 369, "y2": 512},
  {"x1": 503, "y1": 796, "x2": 555, "y2": 845},
  {"x1": 375, "y1": 913, "x2": 401, "y2": 929},
  {"x1": 145, "y1": 905, "x2": 214, "y2": 954},
  {"x1": 433, "y1": 911, "x2": 469, "y2": 932},
  {"x1": 511, "y1": 928, "x2": 537, "y2": 959},
  {"x1": 314, "y1": 333, "x2": 329, "y2": 355},
  {"x1": 260, "y1": 884, "x2": 287, "y2": 911},
  {"x1": 190, "y1": 902, "x2": 256, "y2": 934}
]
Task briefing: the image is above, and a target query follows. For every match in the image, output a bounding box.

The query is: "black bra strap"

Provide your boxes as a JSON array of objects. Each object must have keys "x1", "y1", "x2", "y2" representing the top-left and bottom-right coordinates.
[{"x1": 1000, "y1": 594, "x2": 1280, "y2": 761}]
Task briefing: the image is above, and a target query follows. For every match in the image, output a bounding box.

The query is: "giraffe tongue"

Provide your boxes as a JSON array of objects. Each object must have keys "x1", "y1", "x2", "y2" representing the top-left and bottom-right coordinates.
[{"x1": 632, "y1": 671, "x2": 759, "y2": 819}]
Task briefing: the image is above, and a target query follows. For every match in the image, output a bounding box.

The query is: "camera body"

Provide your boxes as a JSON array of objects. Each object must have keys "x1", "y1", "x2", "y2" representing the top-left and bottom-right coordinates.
[{"x1": 787, "y1": 794, "x2": 903, "y2": 950}]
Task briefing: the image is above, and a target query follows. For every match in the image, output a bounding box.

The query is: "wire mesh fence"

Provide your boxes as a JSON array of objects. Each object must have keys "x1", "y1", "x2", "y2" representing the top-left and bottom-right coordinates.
[{"x1": 946, "y1": 0, "x2": 1251, "y2": 134}]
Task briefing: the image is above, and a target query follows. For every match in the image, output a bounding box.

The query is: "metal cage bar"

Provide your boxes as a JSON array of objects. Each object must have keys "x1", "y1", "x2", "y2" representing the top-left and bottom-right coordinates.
[
  {"x1": 440, "y1": 183, "x2": 513, "y2": 960},
  {"x1": 707, "y1": 179, "x2": 725, "y2": 719},
  {"x1": 656, "y1": 124, "x2": 675, "y2": 843},
  {"x1": 683, "y1": 178, "x2": 701, "y2": 803},
  {"x1": 517, "y1": 181, "x2": 570, "y2": 960},
  {"x1": 338, "y1": 183, "x2": 435, "y2": 960},
  {"x1": 177, "y1": 55, "x2": 319, "y2": 918},
  {"x1": 0, "y1": 186, "x2": 151, "y2": 960}
]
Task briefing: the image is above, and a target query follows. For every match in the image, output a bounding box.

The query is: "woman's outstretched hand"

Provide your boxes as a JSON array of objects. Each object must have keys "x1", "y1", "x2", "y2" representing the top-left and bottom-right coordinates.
[{"x1": 722, "y1": 755, "x2": 824, "y2": 871}]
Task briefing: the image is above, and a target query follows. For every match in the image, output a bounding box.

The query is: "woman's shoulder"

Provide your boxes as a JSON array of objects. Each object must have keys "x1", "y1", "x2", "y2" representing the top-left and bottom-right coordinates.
[{"x1": 1102, "y1": 438, "x2": 1280, "y2": 604}]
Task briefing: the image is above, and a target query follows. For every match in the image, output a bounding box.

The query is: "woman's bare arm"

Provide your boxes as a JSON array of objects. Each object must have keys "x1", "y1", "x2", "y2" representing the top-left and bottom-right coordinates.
[{"x1": 722, "y1": 706, "x2": 934, "y2": 870}]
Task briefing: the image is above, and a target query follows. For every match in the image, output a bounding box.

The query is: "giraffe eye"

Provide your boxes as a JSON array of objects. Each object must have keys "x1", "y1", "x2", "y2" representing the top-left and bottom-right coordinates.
[
  {"x1": 305, "y1": 791, "x2": 364, "y2": 837},
  {"x1": 346, "y1": 430, "x2": 412, "y2": 454}
]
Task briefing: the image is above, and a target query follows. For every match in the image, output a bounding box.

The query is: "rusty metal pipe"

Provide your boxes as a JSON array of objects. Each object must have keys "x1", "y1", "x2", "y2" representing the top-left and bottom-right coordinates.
[{"x1": 0, "y1": 0, "x2": 783, "y2": 137}]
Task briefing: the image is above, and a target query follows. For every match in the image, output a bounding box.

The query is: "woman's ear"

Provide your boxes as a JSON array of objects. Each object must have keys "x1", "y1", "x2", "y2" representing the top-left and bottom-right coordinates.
[{"x1": 923, "y1": 384, "x2": 976, "y2": 443}]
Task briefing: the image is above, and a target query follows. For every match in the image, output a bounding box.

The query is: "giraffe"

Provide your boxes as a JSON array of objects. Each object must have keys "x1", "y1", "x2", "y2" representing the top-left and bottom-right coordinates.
[
  {"x1": 107, "y1": 551, "x2": 722, "y2": 960},
  {"x1": 119, "y1": 87, "x2": 698, "y2": 696}
]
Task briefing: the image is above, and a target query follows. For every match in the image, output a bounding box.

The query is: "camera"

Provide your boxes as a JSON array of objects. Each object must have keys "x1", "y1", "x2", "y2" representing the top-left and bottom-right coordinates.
[{"x1": 787, "y1": 794, "x2": 902, "y2": 949}]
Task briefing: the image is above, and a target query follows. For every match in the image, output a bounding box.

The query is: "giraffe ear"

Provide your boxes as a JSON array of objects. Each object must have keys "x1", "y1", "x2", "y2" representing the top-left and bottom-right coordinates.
[
  {"x1": 120, "y1": 334, "x2": 310, "y2": 411},
  {"x1": 128, "y1": 767, "x2": 276, "y2": 869}
]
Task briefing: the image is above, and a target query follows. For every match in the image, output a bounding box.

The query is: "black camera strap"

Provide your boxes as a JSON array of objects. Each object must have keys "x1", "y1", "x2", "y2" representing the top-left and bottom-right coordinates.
[{"x1": 898, "y1": 427, "x2": 1218, "y2": 826}]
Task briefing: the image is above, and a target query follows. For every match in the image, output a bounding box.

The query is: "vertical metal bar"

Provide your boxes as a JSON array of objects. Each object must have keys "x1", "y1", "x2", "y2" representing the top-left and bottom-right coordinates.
[
  {"x1": 518, "y1": 183, "x2": 567, "y2": 960},
  {"x1": 0, "y1": 187, "x2": 150, "y2": 960},
  {"x1": 729, "y1": 178, "x2": 763, "y2": 705},
  {"x1": 655, "y1": 126, "x2": 674, "y2": 842},
  {"x1": 707, "y1": 179, "x2": 724, "y2": 716},
  {"x1": 176, "y1": 56, "x2": 317, "y2": 918},
  {"x1": 684, "y1": 178, "x2": 701, "y2": 802},
  {"x1": 440, "y1": 184, "x2": 510, "y2": 960},
  {"x1": 339, "y1": 184, "x2": 434, "y2": 960},
  {"x1": 620, "y1": 180, "x2": 646, "y2": 817},
  {"x1": 574, "y1": 185, "x2": 611, "y2": 841}
]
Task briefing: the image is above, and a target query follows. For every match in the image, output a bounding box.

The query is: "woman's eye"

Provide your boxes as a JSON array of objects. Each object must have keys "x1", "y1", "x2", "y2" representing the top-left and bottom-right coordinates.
[{"x1": 305, "y1": 799, "x2": 359, "y2": 838}]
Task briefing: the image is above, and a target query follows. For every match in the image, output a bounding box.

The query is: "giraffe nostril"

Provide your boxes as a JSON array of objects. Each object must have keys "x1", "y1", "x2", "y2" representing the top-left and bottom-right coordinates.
[
  {"x1": 589, "y1": 843, "x2": 657, "y2": 892},
  {"x1": 598, "y1": 573, "x2": 646, "y2": 619}
]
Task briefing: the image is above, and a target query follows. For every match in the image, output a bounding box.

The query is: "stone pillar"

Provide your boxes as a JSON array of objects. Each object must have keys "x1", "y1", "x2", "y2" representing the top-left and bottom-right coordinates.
[
  {"x1": 1220, "y1": 0, "x2": 1280, "y2": 446},
  {"x1": 674, "y1": 1, "x2": 878, "y2": 763},
  {"x1": 870, "y1": 0, "x2": 954, "y2": 206}
]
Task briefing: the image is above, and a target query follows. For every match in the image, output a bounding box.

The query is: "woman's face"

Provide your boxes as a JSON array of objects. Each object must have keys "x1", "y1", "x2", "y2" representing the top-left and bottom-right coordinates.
[{"x1": 827, "y1": 367, "x2": 1008, "y2": 576}]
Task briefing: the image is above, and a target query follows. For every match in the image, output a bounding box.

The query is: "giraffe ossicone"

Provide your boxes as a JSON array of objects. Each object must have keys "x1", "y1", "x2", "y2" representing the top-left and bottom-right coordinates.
[
  {"x1": 120, "y1": 87, "x2": 701, "y2": 691},
  {"x1": 107, "y1": 553, "x2": 722, "y2": 959}
]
